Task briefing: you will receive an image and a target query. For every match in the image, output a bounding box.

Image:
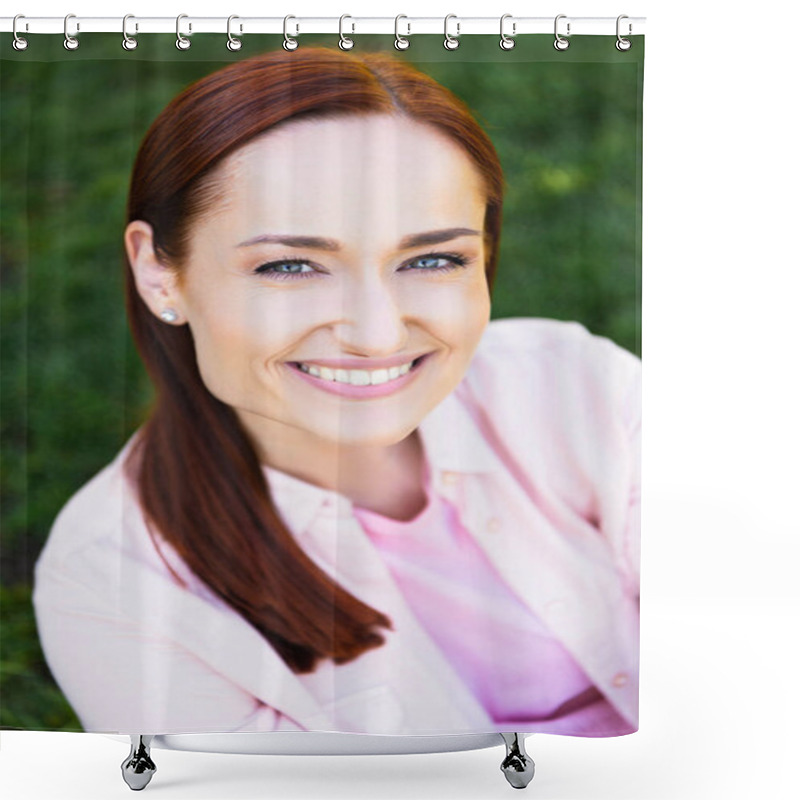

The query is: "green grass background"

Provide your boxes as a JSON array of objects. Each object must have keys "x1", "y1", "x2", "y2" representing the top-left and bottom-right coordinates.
[{"x1": 0, "y1": 32, "x2": 643, "y2": 730}]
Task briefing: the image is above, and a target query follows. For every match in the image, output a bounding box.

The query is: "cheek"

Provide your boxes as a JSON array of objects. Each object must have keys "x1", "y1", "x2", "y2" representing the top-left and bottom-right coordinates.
[
  {"x1": 187, "y1": 280, "x2": 275, "y2": 353},
  {"x1": 462, "y1": 302, "x2": 491, "y2": 354},
  {"x1": 190, "y1": 327, "x2": 246, "y2": 400},
  {"x1": 192, "y1": 307, "x2": 251, "y2": 353},
  {"x1": 187, "y1": 308, "x2": 268, "y2": 395},
  {"x1": 449, "y1": 275, "x2": 492, "y2": 344}
]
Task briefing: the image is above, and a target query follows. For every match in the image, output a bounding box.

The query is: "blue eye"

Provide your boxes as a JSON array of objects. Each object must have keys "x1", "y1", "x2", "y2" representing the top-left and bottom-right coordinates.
[
  {"x1": 253, "y1": 259, "x2": 317, "y2": 280},
  {"x1": 405, "y1": 253, "x2": 470, "y2": 271},
  {"x1": 253, "y1": 252, "x2": 471, "y2": 281}
]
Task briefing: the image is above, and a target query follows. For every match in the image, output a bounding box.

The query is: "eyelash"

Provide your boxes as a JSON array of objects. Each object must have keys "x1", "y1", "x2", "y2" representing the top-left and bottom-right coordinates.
[{"x1": 252, "y1": 251, "x2": 472, "y2": 281}]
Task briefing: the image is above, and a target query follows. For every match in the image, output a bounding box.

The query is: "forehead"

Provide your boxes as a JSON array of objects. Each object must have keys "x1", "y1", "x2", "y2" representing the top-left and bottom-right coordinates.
[{"x1": 213, "y1": 114, "x2": 486, "y2": 238}]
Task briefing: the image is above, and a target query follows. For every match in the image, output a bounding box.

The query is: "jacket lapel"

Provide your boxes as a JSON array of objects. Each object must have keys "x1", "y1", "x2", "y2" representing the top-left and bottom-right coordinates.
[
  {"x1": 418, "y1": 388, "x2": 640, "y2": 728},
  {"x1": 454, "y1": 471, "x2": 639, "y2": 728}
]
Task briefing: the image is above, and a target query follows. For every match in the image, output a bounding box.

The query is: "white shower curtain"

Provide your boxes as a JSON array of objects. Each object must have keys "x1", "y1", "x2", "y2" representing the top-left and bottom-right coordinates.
[{"x1": 1, "y1": 25, "x2": 643, "y2": 739}]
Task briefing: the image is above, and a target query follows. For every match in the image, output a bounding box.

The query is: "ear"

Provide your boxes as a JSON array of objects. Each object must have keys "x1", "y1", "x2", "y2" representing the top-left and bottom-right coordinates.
[{"x1": 124, "y1": 220, "x2": 185, "y2": 324}]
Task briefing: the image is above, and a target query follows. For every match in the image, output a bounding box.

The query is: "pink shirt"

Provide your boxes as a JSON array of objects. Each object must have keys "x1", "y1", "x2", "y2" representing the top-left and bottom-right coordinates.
[
  {"x1": 33, "y1": 317, "x2": 641, "y2": 736},
  {"x1": 353, "y1": 458, "x2": 634, "y2": 736}
]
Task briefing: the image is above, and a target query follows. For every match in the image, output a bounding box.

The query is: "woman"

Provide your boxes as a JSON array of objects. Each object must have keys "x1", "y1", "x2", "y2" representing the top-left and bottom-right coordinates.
[{"x1": 32, "y1": 46, "x2": 641, "y2": 738}]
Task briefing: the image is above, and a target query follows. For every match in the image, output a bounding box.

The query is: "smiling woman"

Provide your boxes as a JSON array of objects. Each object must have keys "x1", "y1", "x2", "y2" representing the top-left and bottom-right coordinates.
[
  {"x1": 125, "y1": 113, "x2": 492, "y2": 480},
  {"x1": 29, "y1": 45, "x2": 641, "y2": 745}
]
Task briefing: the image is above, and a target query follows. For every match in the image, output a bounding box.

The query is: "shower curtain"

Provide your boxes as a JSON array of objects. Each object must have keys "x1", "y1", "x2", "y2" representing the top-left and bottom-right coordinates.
[{"x1": 0, "y1": 26, "x2": 644, "y2": 739}]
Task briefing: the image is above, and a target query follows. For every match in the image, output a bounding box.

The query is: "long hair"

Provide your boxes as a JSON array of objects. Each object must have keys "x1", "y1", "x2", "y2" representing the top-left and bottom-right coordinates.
[{"x1": 123, "y1": 46, "x2": 505, "y2": 674}]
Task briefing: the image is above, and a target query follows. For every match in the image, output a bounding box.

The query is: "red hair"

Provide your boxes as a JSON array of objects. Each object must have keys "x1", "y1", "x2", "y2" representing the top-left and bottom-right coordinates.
[{"x1": 124, "y1": 46, "x2": 505, "y2": 673}]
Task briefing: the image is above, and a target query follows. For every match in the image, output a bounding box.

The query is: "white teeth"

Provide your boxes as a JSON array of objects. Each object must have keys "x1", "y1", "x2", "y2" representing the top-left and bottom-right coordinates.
[{"x1": 298, "y1": 359, "x2": 417, "y2": 385}]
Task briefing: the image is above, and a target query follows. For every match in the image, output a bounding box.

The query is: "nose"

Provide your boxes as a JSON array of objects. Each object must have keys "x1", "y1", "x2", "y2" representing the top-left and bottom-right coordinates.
[{"x1": 335, "y1": 273, "x2": 409, "y2": 354}]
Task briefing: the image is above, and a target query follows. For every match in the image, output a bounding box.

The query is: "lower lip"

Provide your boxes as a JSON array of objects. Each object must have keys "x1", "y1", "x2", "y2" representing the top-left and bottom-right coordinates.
[{"x1": 284, "y1": 354, "x2": 433, "y2": 399}]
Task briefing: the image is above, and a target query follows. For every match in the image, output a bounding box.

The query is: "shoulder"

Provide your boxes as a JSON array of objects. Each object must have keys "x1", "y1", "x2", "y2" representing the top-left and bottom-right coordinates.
[
  {"x1": 34, "y1": 430, "x2": 144, "y2": 572},
  {"x1": 459, "y1": 318, "x2": 641, "y2": 588},
  {"x1": 33, "y1": 428, "x2": 222, "y2": 614},
  {"x1": 475, "y1": 316, "x2": 639, "y2": 373},
  {"x1": 466, "y1": 316, "x2": 640, "y2": 414}
]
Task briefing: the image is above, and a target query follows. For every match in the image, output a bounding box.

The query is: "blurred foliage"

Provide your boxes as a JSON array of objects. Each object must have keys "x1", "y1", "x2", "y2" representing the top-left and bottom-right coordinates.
[
  {"x1": 0, "y1": 584, "x2": 81, "y2": 729},
  {"x1": 0, "y1": 33, "x2": 642, "y2": 730}
]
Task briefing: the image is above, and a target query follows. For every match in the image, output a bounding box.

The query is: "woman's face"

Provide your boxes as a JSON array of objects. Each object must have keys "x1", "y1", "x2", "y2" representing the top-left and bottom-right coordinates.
[{"x1": 165, "y1": 114, "x2": 491, "y2": 453}]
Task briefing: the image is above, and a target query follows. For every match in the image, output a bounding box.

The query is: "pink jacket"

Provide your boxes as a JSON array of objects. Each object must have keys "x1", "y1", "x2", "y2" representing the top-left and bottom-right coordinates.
[{"x1": 33, "y1": 317, "x2": 641, "y2": 736}]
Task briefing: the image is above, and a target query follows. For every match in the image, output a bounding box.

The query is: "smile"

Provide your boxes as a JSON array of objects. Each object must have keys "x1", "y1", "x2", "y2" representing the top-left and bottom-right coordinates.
[
  {"x1": 292, "y1": 356, "x2": 425, "y2": 386},
  {"x1": 285, "y1": 353, "x2": 432, "y2": 398}
]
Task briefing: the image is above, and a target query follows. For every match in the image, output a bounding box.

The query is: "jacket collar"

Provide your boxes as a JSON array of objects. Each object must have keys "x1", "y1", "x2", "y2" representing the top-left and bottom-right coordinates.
[{"x1": 261, "y1": 382, "x2": 497, "y2": 539}]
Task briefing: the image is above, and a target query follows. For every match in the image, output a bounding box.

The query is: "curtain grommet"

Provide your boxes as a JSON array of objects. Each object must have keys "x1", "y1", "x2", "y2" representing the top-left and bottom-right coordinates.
[
  {"x1": 12, "y1": 14, "x2": 29, "y2": 51},
  {"x1": 175, "y1": 14, "x2": 191, "y2": 50},
  {"x1": 227, "y1": 15, "x2": 242, "y2": 51},
  {"x1": 616, "y1": 15, "x2": 632, "y2": 51},
  {"x1": 554, "y1": 14, "x2": 570, "y2": 51},
  {"x1": 339, "y1": 15, "x2": 355, "y2": 50},
  {"x1": 499, "y1": 14, "x2": 516, "y2": 50},
  {"x1": 283, "y1": 15, "x2": 299, "y2": 51},
  {"x1": 443, "y1": 14, "x2": 460, "y2": 50},
  {"x1": 64, "y1": 13, "x2": 79, "y2": 51},
  {"x1": 394, "y1": 15, "x2": 410, "y2": 50},
  {"x1": 122, "y1": 14, "x2": 138, "y2": 50}
]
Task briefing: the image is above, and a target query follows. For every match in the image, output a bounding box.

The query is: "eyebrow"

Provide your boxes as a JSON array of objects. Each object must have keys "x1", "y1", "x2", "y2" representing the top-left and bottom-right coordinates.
[{"x1": 236, "y1": 227, "x2": 482, "y2": 251}]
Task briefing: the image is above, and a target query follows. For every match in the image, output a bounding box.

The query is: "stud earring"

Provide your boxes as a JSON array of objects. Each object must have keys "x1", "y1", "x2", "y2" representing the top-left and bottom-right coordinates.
[{"x1": 159, "y1": 308, "x2": 179, "y2": 323}]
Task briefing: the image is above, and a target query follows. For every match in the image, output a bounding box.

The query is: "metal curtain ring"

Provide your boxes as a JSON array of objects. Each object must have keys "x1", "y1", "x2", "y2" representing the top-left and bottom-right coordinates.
[
  {"x1": 122, "y1": 14, "x2": 138, "y2": 50},
  {"x1": 394, "y1": 15, "x2": 410, "y2": 50},
  {"x1": 64, "y1": 13, "x2": 79, "y2": 50},
  {"x1": 339, "y1": 14, "x2": 355, "y2": 50},
  {"x1": 175, "y1": 14, "x2": 191, "y2": 50},
  {"x1": 176, "y1": 14, "x2": 191, "y2": 50},
  {"x1": 616, "y1": 15, "x2": 632, "y2": 51},
  {"x1": 283, "y1": 15, "x2": 298, "y2": 50},
  {"x1": 554, "y1": 14, "x2": 570, "y2": 51},
  {"x1": 499, "y1": 14, "x2": 516, "y2": 50},
  {"x1": 227, "y1": 15, "x2": 242, "y2": 51},
  {"x1": 12, "y1": 14, "x2": 28, "y2": 51},
  {"x1": 444, "y1": 14, "x2": 460, "y2": 50}
]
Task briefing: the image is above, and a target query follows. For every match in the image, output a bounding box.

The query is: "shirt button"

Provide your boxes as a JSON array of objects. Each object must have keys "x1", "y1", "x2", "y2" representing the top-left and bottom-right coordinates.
[
  {"x1": 486, "y1": 517, "x2": 501, "y2": 532},
  {"x1": 441, "y1": 471, "x2": 459, "y2": 486},
  {"x1": 611, "y1": 672, "x2": 629, "y2": 688}
]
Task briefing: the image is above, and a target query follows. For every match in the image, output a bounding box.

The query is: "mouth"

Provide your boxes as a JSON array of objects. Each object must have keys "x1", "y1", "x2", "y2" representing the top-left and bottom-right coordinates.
[
  {"x1": 287, "y1": 353, "x2": 431, "y2": 386},
  {"x1": 283, "y1": 352, "x2": 433, "y2": 398}
]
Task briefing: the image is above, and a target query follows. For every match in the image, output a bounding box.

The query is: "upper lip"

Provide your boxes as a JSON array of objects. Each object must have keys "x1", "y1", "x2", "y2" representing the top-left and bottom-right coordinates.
[{"x1": 289, "y1": 352, "x2": 432, "y2": 370}]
